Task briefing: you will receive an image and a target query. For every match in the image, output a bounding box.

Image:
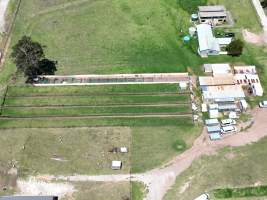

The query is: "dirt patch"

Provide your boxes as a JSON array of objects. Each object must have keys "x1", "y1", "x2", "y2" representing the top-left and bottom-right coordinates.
[
  {"x1": 225, "y1": 152, "x2": 236, "y2": 160},
  {"x1": 179, "y1": 176, "x2": 193, "y2": 194},
  {"x1": 242, "y1": 29, "x2": 265, "y2": 45},
  {"x1": 17, "y1": 177, "x2": 75, "y2": 198}
]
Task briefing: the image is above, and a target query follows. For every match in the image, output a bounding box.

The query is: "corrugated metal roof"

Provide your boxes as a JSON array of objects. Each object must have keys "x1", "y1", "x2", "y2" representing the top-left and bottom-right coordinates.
[
  {"x1": 199, "y1": 75, "x2": 235, "y2": 86},
  {"x1": 205, "y1": 119, "x2": 219, "y2": 125},
  {"x1": 209, "y1": 133, "x2": 222, "y2": 140},
  {"x1": 207, "y1": 125, "x2": 221, "y2": 133},
  {"x1": 203, "y1": 85, "x2": 245, "y2": 100},
  {"x1": 198, "y1": 5, "x2": 226, "y2": 12},
  {"x1": 197, "y1": 24, "x2": 220, "y2": 52},
  {"x1": 199, "y1": 11, "x2": 227, "y2": 18}
]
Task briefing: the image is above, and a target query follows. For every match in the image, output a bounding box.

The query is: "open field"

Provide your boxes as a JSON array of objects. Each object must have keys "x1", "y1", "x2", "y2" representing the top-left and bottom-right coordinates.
[
  {"x1": 163, "y1": 136, "x2": 267, "y2": 200},
  {"x1": 0, "y1": 84, "x2": 192, "y2": 127},
  {"x1": 63, "y1": 181, "x2": 131, "y2": 200}
]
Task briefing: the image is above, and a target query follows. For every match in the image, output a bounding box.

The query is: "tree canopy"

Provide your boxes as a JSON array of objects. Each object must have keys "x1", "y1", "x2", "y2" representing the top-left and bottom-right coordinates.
[
  {"x1": 11, "y1": 36, "x2": 57, "y2": 83},
  {"x1": 226, "y1": 39, "x2": 244, "y2": 57}
]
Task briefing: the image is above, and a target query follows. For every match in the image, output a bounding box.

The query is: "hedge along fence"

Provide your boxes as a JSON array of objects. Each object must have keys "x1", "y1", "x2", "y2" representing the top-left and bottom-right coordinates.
[{"x1": 213, "y1": 185, "x2": 267, "y2": 198}]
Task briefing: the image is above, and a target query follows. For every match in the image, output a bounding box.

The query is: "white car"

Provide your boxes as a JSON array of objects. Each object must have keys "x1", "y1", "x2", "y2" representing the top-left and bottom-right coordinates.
[
  {"x1": 221, "y1": 126, "x2": 237, "y2": 134},
  {"x1": 259, "y1": 101, "x2": 267, "y2": 108},
  {"x1": 221, "y1": 119, "x2": 236, "y2": 127},
  {"x1": 194, "y1": 193, "x2": 209, "y2": 200}
]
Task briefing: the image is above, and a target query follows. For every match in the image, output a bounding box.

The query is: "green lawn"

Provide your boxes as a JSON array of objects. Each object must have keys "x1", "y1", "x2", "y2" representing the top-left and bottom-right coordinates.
[
  {"x1": 131, "y1": 182, "x2": 147, "y2": 200},
  {"x1": 163, "y1": 136, "x2": 267, "y2": 200}
]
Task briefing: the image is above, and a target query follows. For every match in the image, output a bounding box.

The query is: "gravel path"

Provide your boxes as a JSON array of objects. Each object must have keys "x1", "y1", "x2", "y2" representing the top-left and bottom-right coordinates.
[
  {"x1": 0, "y1": 0, "x2": 9, "y2": 33},
  {"x1": 38, "y1": 108, "x2": 267, "y2": 200}
]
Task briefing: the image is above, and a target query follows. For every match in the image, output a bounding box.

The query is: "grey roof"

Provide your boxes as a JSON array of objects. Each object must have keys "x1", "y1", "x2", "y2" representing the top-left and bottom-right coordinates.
[
  {"x1": 207, "y1": 125, "x2": 221, "y2": 133},
  {"x1": 199, "y1": 11, "x2": 227, "y2": 18},
  {"x1": 198, "y1": 5, "x2": 226, "y2": 12},
  {"x1": 0, "y1": 196, "x2": 57, "y2": 200}
]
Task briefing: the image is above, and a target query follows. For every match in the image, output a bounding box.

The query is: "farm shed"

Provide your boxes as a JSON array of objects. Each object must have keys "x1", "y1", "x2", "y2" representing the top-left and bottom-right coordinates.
[
  {"x1": 209, "y1": 109, "x2": 219, "y2": 118},
  {"x1": 199, "y1": 75, "x2": 235, "y2": 88},
  {"x1": 196, "y1": 24, "x2": 220, "y2": 57},
  {"x1": 203, "y1": 63, "x2": 231, "y2": 75},
  {"x1": 209, "y1": 133, "x2": 222, "y2": 140},
  {"x1": 205, "y1": 119, "x2": 219, "y2": 126},
  {"x1": 111, "y1": 161, "x2": 122, "y2": 170},
  {"x1": 240, "y1": 99, "x2": 248, "y2": 110},
  {"x1": 234, "y1": 74, "x2": 260, "y2": 85},
  {"x1": 252, "y1": 83, "x2": 264, "y2": 96},
  {"x1": 218, "y1": 103, "x2": 237, "y2": 111},
  {"x1": 207, "y1": 125, "x2": 221, "y2": 133},
  {"x1": 198, "y1": 5, "x2": 227, "y2": 26},
  {"x1": 0, "y1": 197, "x2": 58, "y2": 200},
  {"x1": 202, "y1": 85, "x2": 245, "y2": 103}
]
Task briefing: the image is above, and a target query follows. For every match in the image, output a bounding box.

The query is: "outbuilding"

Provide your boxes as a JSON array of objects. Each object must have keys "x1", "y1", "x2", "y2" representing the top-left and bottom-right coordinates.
[
  {"x1": 207, "y1": 125, "x2": 221, "y2": 133},
  {"x1": 209, "y1": 109, "x2": 219, "y2": 118},
  {"x1": 111, "y1": 161, "x2": 122, "y2": 170},
  {"x1": 205, "y1": 118, "x2": 219, "y2": 126},
  {"x1": 209, "y1": 133, "x2": 222, "y2": 141},
  {"x1": 196, "y1": 24, "x2": 220, "y2": 57},
  {"x1": 198, "y1": 5, "x2": 227, "y2": 26},
  {"x1": 240, "y1": 99, "x2": 248, "y2": 110}
]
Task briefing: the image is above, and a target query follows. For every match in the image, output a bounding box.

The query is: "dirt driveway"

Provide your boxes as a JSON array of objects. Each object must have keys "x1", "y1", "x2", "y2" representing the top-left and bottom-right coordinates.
[{"x1": 24, "y1": 107, "x2": 267, "y2": 200}]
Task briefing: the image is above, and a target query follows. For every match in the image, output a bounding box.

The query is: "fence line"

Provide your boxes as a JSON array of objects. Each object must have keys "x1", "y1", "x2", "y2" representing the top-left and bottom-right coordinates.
[{"x1": 0, "y1": 0, "x2": 22, "y2": 63}]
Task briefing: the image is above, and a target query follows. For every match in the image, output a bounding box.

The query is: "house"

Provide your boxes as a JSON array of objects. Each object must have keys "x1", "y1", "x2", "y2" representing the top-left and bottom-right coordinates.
[
  {"x1": 196, "y1": 24, "x2": 220, "y2": 57},
  {"x1": 111, "y1": 161, "x2": 122, "y2": 170},
  {"x1": 0, "y1": 197, "x2": 58, "y2": 200},
  {"x1": 203, "y1": 63, "x2": 232, "y2": 75},
  {"x1": 202, "y1": 85, "x2": 245, "y2": 103},
  {"x1": 198, "y1": 5, "x2": 227, "y2": 25}
]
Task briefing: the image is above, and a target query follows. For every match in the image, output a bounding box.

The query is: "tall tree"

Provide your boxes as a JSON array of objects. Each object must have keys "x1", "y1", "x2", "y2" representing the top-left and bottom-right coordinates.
[
  {"x1": 226, "y1": 39, "x2": 244, "y2": 57},
  {"x1": 11, "y1": 36, "x2": 44, "y2": 72},
  {"x1": 11, "y1": 36, "x2": 57, "y2": 83},
  {"x1": 261, "y1": 0, "x2": 267, "y2": 8}
]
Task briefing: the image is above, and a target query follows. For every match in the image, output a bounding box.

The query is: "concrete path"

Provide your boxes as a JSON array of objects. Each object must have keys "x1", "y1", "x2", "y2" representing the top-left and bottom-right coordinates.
[{"x1": 41, "y1": 107, "x2": 267, "y2": 200}]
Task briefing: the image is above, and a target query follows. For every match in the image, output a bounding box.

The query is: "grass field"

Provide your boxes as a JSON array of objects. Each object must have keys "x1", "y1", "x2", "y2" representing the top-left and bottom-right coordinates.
[
  {"x1": 64, "y1": 181, "x2": 131, "y2": 200},
  {"x1": 0, "y1": 84, "x2": 192, "y2": 127},
  {"x1": 163, "y1": 137, "x2": 267, "y2": 200}
]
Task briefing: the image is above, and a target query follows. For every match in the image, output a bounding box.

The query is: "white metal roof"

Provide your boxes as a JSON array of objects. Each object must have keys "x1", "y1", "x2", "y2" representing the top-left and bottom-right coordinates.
[
  {"x1": 252, "y1": 83, "x2": 264, "y2": 96},
  {"x1": 217, "y1": 38, "x2": 232, "y2": 45},
  {"x1": 205, "y1": 118, "x2": 219, "y2": 125},
  {"x1": 197, "y1": 24, "x2": 220, "y2": 52},
  {"x1": 112, "y1": 161, "x2": 122, "y2": 167},
  {"x1": 203, "y1": 85, "x2": 245, "y2": 100},
  {"x1": 211, "y1": 63, "x2": 231, "y2": 75},
  {"x1": 234, "y1": 73, "x2": 261, "y2": 85}
]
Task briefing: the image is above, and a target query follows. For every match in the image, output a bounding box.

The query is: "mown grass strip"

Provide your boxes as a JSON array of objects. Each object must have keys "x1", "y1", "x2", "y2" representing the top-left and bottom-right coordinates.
[
  {"x1": 4, "y1": 94, "x2": 189, "y2": 106},
  {"x1": 7, "y1": 84, "x2": 182, "y2": 96},
  {"x1": 213, "y1": 185, "x2": 267, "y2": 198},
  {"x1": 0, "y1": 116, "x2": 193, "y2": 128},
  {"x1": 2, "y1": 105, "x2": 190, "y2": 117}
]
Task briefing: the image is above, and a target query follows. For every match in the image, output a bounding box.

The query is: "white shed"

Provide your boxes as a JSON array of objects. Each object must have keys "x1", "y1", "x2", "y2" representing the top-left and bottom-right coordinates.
[
  {"x1": 209, "y1": 109, "x2": 219, "y2": 118},
  {"x1": 179, "y1": 82, "x2": 188, "y2": 90},
  {"x1": 240, "y1": 99, "x2": 248, "y2": 110},
  {"x1": 120, "y1": 147, "x2": 128, "y2": 153},
  {"x1": 111, "y1": 161, "x2": 122, "y2": 170}
]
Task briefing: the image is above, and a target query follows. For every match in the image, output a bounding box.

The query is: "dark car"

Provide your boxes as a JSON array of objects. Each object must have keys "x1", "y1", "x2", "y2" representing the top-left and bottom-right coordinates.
[{"x1": 225, "y1": 32, "x2": 235, "y2": 37}]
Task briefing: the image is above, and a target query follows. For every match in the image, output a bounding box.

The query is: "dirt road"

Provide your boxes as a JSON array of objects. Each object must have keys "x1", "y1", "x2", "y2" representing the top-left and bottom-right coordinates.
[
  {"x1": 0, "y1": 0, "x2": 10, "y2": 33},
  {"x1": 34, "y1": 107, "x2": 267, "y2": 200}
]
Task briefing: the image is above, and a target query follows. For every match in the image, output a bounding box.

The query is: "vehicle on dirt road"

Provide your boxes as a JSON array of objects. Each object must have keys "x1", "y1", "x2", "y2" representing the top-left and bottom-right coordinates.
[{"x1": 259, "y1": 101, "x2": 267, "y2": 108}]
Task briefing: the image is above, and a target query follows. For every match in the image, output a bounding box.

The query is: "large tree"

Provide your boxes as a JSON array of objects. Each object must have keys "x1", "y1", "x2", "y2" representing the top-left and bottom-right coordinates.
[
  {"x1": 11, "y1": 36, "x2": 57, "y2": 82},
  {"x1": 226, "y1": 39, "x2": 244, "y2": 57},
  {"x1": 261, "y1": 0, "x2": 267, "y2": 8}
]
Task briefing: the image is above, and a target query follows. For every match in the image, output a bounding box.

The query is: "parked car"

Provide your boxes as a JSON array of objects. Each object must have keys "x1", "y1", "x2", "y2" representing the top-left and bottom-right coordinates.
[
  {"x1": 259, "y1": 101, "x2": 267, "y2": 108},
  {"x1": 221, "y1": 119, "x2": 236, "y2": 127},
  {"x1": 225, "y1": 32, "x2": 235, "y2": 37},
  {"x1": 221, "y1": 125, "x2": 237, "y2": 134}
]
